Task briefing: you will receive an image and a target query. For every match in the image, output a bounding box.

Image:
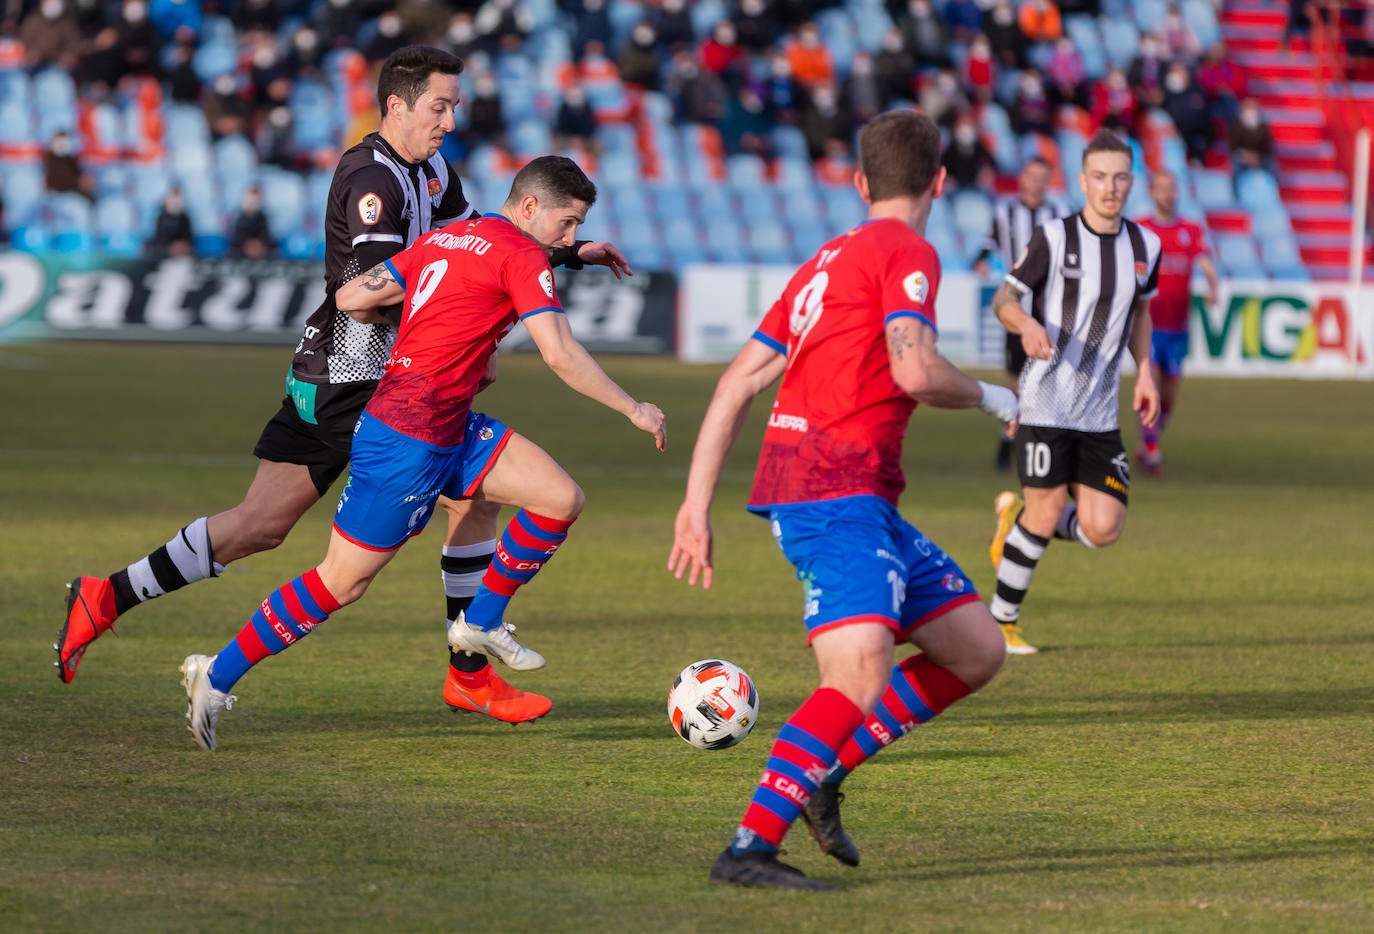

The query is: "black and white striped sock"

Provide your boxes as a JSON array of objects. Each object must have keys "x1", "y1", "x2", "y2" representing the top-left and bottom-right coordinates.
[
  {"x1": 442, "y1": 541, "x2": 495, "y2": 673},
  {"x1": 1053, "y1": 502, "x2": 1096, "y2": 548},
  {"x1": 989, "y1": 522, "x2": 1049, "y2": 624},
  {"x1": 110, "y1": 517, "x2": 222, "y2": 615}
]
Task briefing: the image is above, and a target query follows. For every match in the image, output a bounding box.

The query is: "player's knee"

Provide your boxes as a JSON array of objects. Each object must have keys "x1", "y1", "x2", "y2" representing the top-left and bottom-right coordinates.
[
  {"x1": 540, "y1": 480, "x2": 585, "y2": 520},
  {"x1": 1078, "y1": 517, "x2": 1123, "y2": 547},
  {"x1": 962, "y1": 616, "x2": 1008, "y2": 689}
]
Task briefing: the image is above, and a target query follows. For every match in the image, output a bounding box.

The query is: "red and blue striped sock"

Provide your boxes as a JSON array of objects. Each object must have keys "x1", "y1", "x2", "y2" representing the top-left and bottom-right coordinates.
[
  {"x1": 827, "y1": 655, "x2": 971, "y2": 784},
  {"x1": 730, "y1": 687, "x2": 865, "y2": 855},
  {"x1": 208, "y1": 569, "x2": 341, "y2": 693},
  {"x1": 464, "y1": 511, "x2": 575, "y2": 631}
]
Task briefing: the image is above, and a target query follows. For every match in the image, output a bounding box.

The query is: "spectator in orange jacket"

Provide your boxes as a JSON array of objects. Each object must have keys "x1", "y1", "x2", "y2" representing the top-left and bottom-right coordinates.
[{"x1": 1018, "y1": 0, "x2": 1063, "y2": 43}]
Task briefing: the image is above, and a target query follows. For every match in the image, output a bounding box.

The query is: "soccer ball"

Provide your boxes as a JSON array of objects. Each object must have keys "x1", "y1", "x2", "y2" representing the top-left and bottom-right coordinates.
[{"x1": 667, "y1": 659, "x2": 759, "y2": 750}]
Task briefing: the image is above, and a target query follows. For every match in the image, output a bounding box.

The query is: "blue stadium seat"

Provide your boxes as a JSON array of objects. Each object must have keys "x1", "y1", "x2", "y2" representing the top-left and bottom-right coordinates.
[
  {"x1": 166, "y1": 103, "x2": 211, "y2": 148},
  {"x1": 737, "y1": 186, "x2": 780, "y2": 223},
  {"x1": 260, "y1": 168, "x2": 307, "y2": 234},
  {"x1": 95, "y1": 193, "x2": 140, "y2": 239},
  {"x1": 0, "y1": 100, "x2": 34, "y2": 146},
  {"x1": 1101, "y1": 19, "x2": 1142, "y2": 70},
  {"x1": 32, "y1": 68, "x2": 77, "y2": 140},
  {"x1": 1259, "y1": 234, "x2": 1307, "y2": 279},
  {"x1": 214, "y1": 134, "x2": 258, "y2": 179},
  {"x1": 1193, "y1": 169, "x2": 1236, "y2": 210},
  {"x1": 1133, "y1": 0, "x2": 1168, "y2": 33},
  {"x1": 1215, "y1": 234, "x2": 1265, "y2": 278},
  {"x1": 695, "y1": 184, "x2": 738, "y2": 222},
  {"x1": 11, "y1": 223, "x2": 49, "y2": 252},
  {"x1": 0, "y1": 67, "x2": 31, "y2": 108},
  {"x1": 950, "y1": 190, "x2": 994, "y2": 243},
  {"x1": 747, "y1": 218, "x2": 792, "y2": 264},
  {"x1": 3, "y1": 160, "x2": 44, "y2": 226},
  {"x1": 725, "y1": 154, "x2": 767, "y2": 191},
  {"x1": 815, "y1": 8, "x2": 860, "y2": 73},
  {"x1": 704, "y1": 218, "x2": 746, "y2": 262},
  {"x1": 1064, "y1": 15, "x2": 1108, "y2": 80},
  {"x1": 1182, "y1": 0, "x2": 1221, "y2": 50},
  {"x1": 509, "y1": 119, "x2": 550, "y2": 155},
  {"x1": 47, "y1": 192, "x2": 94, "y2": 233},
  {"x1": 50, "y1": 228, "x2": 95, "y2": 254},
  {"x1": 771, "y1": 126, "x2": 810, "y2": 162},
  {"x1": 649, "y1": 183, "x2": 692, "y2": 224},
  {"x1": 194, "y1": 233, "x2": 231, "y2": 257},
  {"x1": 1235, "y1": 169, "x2": 1281, "y2": 213},
  {"x1": 823, "y1": 186, "x2": 865, "y2": 230}
]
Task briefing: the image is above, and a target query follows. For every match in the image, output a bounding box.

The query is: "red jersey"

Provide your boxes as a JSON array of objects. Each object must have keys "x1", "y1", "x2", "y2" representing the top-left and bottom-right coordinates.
[
  {"x1": 1136, "y1": 215, "x2": 1208, "y2": 332},
  {"x1": 366, "y1": 214, "x2": 562, "y2": 446},
  {"x1": 748, "y1": 218, "x2": 941, "y2": 509}
]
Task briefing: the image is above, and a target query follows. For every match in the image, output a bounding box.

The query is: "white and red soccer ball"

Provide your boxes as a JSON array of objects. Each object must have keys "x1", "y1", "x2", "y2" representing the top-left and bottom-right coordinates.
[{"x1": 667, "y1": 659, "x2": 759, "y2": 750}]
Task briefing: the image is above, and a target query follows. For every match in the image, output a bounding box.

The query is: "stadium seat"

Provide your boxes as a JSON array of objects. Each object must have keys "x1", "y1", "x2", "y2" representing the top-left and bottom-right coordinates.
[
  {"x1": 747, "y1": 218, "x2": 792, "y2": 264},
  {"x1": 725, "y1": 154, "x2": 767, "y2": 192},
  {"x1": 11, "y1": 222, "x2": 48, "y2": 252},
  {"x1": 738, "y1": 186, "x2": 780, "y2": 225},
  {"x1": 1101, "y1": 19, "x2": 1142, "y2": 70},
  {"x1": 1181, "y1": 0, "x2": 1221, "y2": 50},
  {"x1": 1235, "y1": 170, "x2": 1282, "y2": 213},
  {"x1": 259, "y1": 168, "x2": 307, "y2": 235},
  {"x1": 1132, "y1": 0, "x2": 1168, "y2": 33},
  {"x1": 1215, "y1": 234, "x2": 1265, "y2": 278},
  {"x1": 704, "y1": 218, "x2": 746, "y2": 262},
  {"x1": 1193, "y1": 169, "x2": 1236, "y2": 210},
  {"x1": 650, "y1": 183, "x2": 692, "y2": 224},
  {"x1": 950, "y1": 190, "x2": 994, "y2": 243},
  {"x1": 695, "y1": 184, "x2": 739, "y2": 222},
  {"x1": 1064, "y1": 16, "x2": 1108, "y2": 80}
]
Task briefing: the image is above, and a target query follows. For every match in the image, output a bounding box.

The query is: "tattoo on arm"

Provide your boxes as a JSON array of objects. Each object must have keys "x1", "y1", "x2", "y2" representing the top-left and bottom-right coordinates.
[
  {"x1": 992, "y1": 281, "x2": 1023, "y2": 317},
  {"x1": 360, "y1": 265, "x2": 396, "y2": 292},
  {"x1": 887, "y1": 321, "x2": 916, "y2": 361}
]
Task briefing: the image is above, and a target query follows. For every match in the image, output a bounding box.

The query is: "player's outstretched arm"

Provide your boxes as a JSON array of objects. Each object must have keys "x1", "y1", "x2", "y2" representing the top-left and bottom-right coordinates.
[
  {"x1": 1129, "y1": 298, "x2": 1160, "y2": 427},
  {"x1": 992, "y1": 280, "x2": 1053, "y2": 361},
  {"x1": 669, "y1": 340, "x2": 786, "y2": 590},
  {"x1": 575, "y1": 241, "x2": 634, "y2": 280},
  {"x1": 336, "y1": 264, "x2": 405, "y2": 320},
  {"x1": 886, "y1": 316, "x2": 1017, "y2": 421},
  {"x1": 523, "y1": 310, "x2": 666, "y2": 450}
]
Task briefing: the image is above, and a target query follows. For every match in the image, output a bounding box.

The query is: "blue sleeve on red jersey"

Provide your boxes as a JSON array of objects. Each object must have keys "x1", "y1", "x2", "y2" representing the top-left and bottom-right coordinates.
[
  {"x1": 382, "y1": 257, "x2": 406, "y2": 290},
  {"x1": 518, "y1": 305, "x2": 563, "y2": 320},
  {"x1": 883, "y1": 310, "x2": 937, "y2": 333},
  {"x1": 751, "y1": 329, "x2": 787, "y2": 354}
]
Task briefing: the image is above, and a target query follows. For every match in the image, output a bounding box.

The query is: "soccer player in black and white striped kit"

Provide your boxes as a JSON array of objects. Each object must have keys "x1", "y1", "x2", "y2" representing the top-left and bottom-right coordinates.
[
  {"x1": 975, "y1": 157, "x2": 1070, "y2": 472},
  {"x1": 986, "y1": 130, "x2": 1162, "y2": 654}
]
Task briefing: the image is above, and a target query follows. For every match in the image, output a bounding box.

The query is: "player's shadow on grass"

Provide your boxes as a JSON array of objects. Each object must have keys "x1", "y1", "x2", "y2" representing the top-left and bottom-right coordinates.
[
  {"x1": 959, "y1": 685, "x2": 1374, "y2": 727},
  {"x1": 870, "y1": 832, "x2": 1374, "y2": 884}
]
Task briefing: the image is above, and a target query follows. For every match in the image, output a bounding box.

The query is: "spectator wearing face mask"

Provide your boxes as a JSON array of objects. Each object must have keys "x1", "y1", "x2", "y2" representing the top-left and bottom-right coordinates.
[
  {"x1": 702, "y1": 19, "x2": 749, "y2": 88},
  {"x1": 986, "y1": 0, "x2": 1029, "y2": 70},
  {"x1": 844, "y1": 52, "x2": 883, "y2": 126},
  {"x1": 919, "y1": 68, "x2": 969, "y2": 129},
  {"x1": 874, "y1": 27, "x2": 917, "y2": 105},
  {"x1": 1162, "y1": 63, "x2": 1214, "y2": 164},
  {"x1": 149, "y1": 185, "x2": 194, "y2": 257},
  {"x1": 762, "y1": 50, "x2": 803, "y2": 125},
  {"x1": 205, "y1": 73, "x2": 252, "y2": 140},
  {"x1": 116, "y1": 0, "x2": 164, "y2": 78},
  {"x1": 1045, "y1": 35, "x2": 1087, "y2": 110},
  {"x1": 900, "y1": 0, "x2": 952, "y2": 68},
  {"x1": 571, "y1": 0, "x2": 613, "y2": 61},
  {"x1": 799, "y1": 81, "x2": 852, "y2": 161},
  {"x1": 19, "y1": 0, "x2": 80, "y2": 70},
  {"x1": 653, "y1": 0, "x2": 696, "y2": 54},
  {"x1": 1091, "y1": 67, "x2": 1138, "y2": 133},
  {"x1": 962, "y1": 32, "x2": 996, "y2": 104},
  {"x1": 733, "y1": 0, "x2": 777, "y2": 54},
  {"x1": 618, "y1": 22, "x2": 662, "y2": 90},
  {"x1": 1228, "y1": 97, "x2": 1275, "y2": 175},
  {"x1": 787, "y1": 20, "x2": 835, "y2": 90},
  {"x1": 1010, "y1": 70, "x2": 1054, "y2": 136},
  {"x1": 1128, "y1": 32, "x2": 1169, "y2": 110},
  {"x1": 1160, "y1": 3, "x2": 1201, "y2": 64},
  {"x1": 43, "y1": 130, "x2": 94, "y2": 201},
  {"x1": 465, "y1": 70, "x2": 507, "y2": 149},
  {"x1": 553, "y1": 82, "x2": 599, "y2": 155},
  {"x1": 232, "y1": 185, "x2": 275, "y2": 259},
  {"x1": 475, "y1": 0, "x2": 532, "y2": 54},
  {"x1": 940, "y1": 112, "x2": 996, "y2": 190},
  {"x1": 365, "y1": 10, "x2": 410, "y2": 63}
]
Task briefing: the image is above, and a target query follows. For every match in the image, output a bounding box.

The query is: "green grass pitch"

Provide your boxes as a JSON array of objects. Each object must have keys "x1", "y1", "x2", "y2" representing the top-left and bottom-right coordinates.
[{"x1": 2, "y1": 341, "x2": 1372, "y2": 931}]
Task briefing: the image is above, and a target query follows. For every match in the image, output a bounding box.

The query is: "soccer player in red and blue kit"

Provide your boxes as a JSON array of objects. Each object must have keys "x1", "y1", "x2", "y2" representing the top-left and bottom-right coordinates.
[
  {"x1": 1135, "y1": 169, "x2": 1219, "y2": 476},
  {"x1": 668, "y1": 111, "x2": 1019, "y2": 890},
  {"x1": 179, "y1": 156, "x2": 666, "y2": 751}
]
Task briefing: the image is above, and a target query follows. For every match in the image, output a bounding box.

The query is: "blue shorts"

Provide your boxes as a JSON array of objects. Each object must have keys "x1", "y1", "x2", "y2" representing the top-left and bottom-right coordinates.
[
  {"x1": 333, "y1": 410, "x2": 512, "y2": 551},
  {"x1": 762, "y1": 496, "x2": 982, "y2": 643},
  {"x1": 1150, "y1": 329, "x2": 1189, "y2": 379}
]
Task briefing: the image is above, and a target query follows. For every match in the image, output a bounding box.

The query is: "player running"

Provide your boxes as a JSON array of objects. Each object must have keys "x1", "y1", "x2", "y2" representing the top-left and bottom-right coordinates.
[
  {"x1": 55, "y1": 46, "x2": 630, "y2": 723},
  {"x1": 668, "y1": 110, "x2": 1017, "y2": 890},
  {"x1": 180, "y1": 156, "x2": 665, "y2": 751},
  {"x1": 1134, "y1": 169, "x2": 1219, "y2": 477}
]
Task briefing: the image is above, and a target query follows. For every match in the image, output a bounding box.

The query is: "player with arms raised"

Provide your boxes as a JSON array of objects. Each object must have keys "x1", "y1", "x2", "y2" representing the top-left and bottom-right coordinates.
[{"x1": 669, "y1": 110, "x2": 1016, "y2": 890}]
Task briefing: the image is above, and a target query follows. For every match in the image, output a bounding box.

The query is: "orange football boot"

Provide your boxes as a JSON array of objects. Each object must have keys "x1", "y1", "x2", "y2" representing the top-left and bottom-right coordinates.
[
  {"x1": 56, "y1": 576, "x2": 118, "y2": 683},
  {"x1": 443, "y1": 666, "x2": 552, "y2": 723}
]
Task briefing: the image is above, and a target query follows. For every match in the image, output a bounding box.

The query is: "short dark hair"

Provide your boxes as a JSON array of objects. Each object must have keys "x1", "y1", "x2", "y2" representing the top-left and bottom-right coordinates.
[
  {"x1": 377, "y1": 46, "x2": 464, "y2": 112},
  {"x1": 1024, "y1": 155, "x2": 1052, "y2": 171},
  {"x1": 1082, "y1": 128, "x2": 1133, "y2": 167},
  {"x1": 858, "y1": 109, "x2": 942, "y2": 201},
  {"x1": 506, "y1": 155, "x2": 598, "y2": 208}
]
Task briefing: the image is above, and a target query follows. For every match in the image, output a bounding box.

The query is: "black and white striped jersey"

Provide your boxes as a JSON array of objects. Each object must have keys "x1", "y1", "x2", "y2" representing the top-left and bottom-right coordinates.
[
  {"x1": 1006, "y1": 213, "x2": 1161, "y2": 432},
  {"x1": 981, "y1": 194, "x2": 1072, "y2": 270},
  {"x1": 291, "y1": 132, "x2": 473, "y2": 391}
]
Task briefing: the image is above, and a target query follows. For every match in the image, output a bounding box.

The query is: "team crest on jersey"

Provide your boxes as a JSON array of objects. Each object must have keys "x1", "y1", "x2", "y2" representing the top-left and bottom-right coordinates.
[
  {"x1": 427, "y1": 177, "x2": 442, "y2": 199},
  {"x1": 1134, "y1": 261, "x2": 1148, "y2": 284},
  {"x1": 902, "y1": 271, "x2": 929, "y2": 305},
  {"x1": 358, "y1": 193, "x2": 382, "y2": 225},
  {"x1": 478, "y1": 426, "x2": 494, "y2": 441},
  {"x1": 539, "y1": 269, "x2": 554, "y2": 298},
  {"x1": 942, "y1": 572, "x2": 965, "y2": 593}
]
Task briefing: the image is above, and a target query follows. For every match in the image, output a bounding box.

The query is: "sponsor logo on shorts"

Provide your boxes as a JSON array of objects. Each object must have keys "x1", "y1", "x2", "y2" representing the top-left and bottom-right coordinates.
[
  {"x1": 802, "y1": 573, "x2": 821, "y2": 620},
  {"x1": 403, "y1": 487, "x2": 443, "y2": 504},
  {"x1": 1110, "y1": 451, "x2": 1131, "y2": 487},
  {"x1": 767, "y1": 412, "x2": 808, "y2": 432}
]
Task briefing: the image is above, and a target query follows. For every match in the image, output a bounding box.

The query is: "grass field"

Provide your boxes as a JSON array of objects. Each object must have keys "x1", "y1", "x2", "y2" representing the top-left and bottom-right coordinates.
[{"x1": 2, "y1": 341, "x2": 1372, "y2": 932}]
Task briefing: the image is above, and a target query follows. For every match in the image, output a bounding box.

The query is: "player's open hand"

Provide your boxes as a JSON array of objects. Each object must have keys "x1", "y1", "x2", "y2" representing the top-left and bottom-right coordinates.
[
  {"x1": 1134, "y1": 371, "x2": 1161, "y2": 428},
  {"x1": 669, "y1": 503, "x2": 714, "y2": 590},
  {"x1": 1020, "y1": 319, "x2": 1054, "y2": 360},
  {"x1": 630, "y1": 401, "x2": 667, "y2": 451},
  {"x1": 578, "y1": 241, "x2": 634, "y2": 280}
]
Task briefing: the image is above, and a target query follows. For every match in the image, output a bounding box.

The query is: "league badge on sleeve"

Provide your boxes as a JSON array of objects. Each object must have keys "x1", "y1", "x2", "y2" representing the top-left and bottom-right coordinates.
[
  {"x1": 539, "y1": 269, "x2": 554, "y2": 298},
  {"x1": 358, "y1": 193, "x2": 382, "y2": 226},
  {"x1": 902, "y1": 271, "x2": 929, "y2": 305}
]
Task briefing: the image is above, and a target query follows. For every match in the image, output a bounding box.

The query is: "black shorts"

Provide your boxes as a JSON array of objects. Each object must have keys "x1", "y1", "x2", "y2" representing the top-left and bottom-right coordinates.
[
  {"x1": 1014, "y1": 425, "x2": 1130, "y2": 504},
  {"x1": 252, "y1": 396, "x2": 364, "y2": 496},
  {"x1": 1004, "y1": 331, "x2": 1027, "y2": 379}
]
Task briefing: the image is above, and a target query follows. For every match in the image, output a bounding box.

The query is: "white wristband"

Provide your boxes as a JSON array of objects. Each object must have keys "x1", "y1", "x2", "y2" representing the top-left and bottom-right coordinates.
[{"x1": 976, "y1": 381, "x2": 1019, "y2": 422}]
